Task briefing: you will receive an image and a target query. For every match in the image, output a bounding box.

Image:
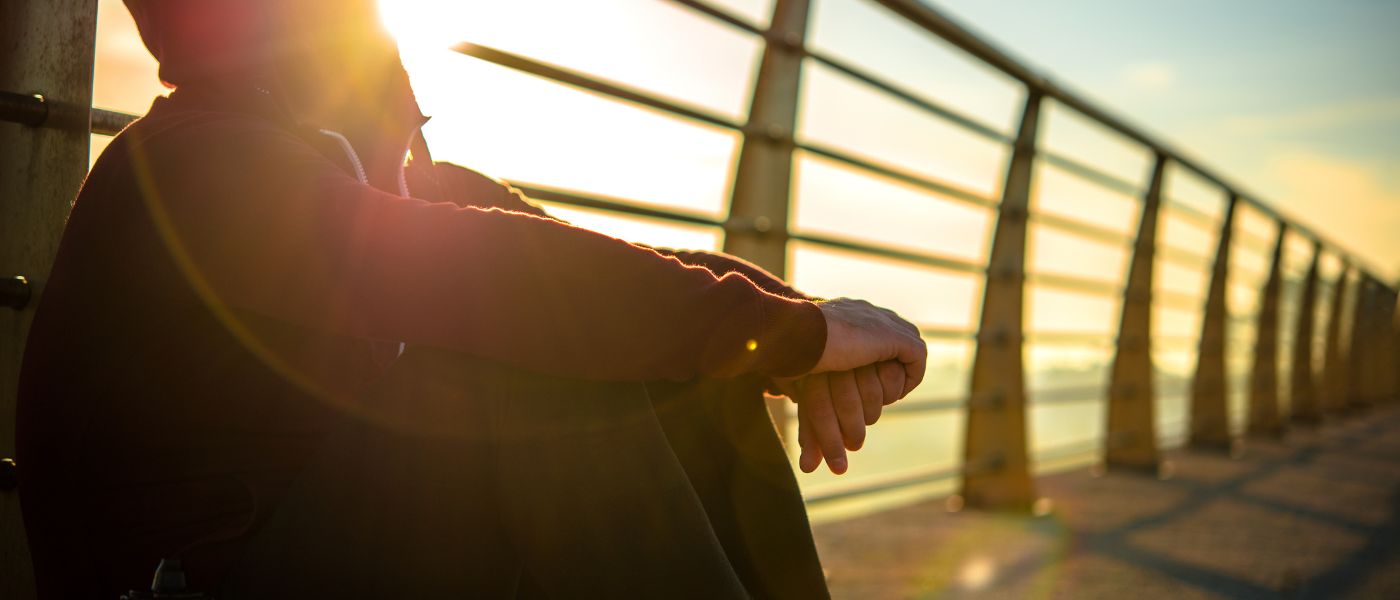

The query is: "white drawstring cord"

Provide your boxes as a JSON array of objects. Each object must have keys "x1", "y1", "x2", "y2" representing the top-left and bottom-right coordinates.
[{"x1": 317, "y1": 128, "x2": 408, "y2": 358}]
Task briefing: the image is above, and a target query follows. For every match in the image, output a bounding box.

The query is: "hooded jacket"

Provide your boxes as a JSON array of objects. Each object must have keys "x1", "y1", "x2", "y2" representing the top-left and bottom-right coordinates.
[{"x1": 16, "y1": 1, "x2": 824, "y2": 596}]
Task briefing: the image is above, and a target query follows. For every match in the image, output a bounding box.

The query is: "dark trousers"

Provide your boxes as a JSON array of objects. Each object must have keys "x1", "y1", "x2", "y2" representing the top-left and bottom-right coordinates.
[{"x1": 220, "y1": 348, "x2": 829, "y2": 598}]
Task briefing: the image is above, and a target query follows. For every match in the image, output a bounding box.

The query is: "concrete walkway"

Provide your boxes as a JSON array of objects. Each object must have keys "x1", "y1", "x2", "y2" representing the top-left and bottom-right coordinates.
[{"x1": 812, "y1": 405, "x2": 1400, "y2": 599}]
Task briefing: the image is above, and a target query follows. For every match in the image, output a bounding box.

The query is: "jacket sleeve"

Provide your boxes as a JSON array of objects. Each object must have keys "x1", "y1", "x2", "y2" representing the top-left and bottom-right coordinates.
[
  {"x1": 133, "y1": 114, "x2": 825, "y2": 381},
  {"x1": 418, "y1": 161, "x2": 811, "y2": 301}
]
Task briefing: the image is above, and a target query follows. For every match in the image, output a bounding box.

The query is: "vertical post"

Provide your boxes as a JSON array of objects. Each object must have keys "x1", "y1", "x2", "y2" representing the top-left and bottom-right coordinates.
[
  {"x1": 1321, "y1": 262, "x2": 1351, "y2": 414},
  {"x1": 1289, "y1": 242, "x2": 1323, "y2": 424},
  {"x1": 1105, "y1": 154, "x2": 1167, "y2": 472},
  {"x1": 723, "y1": 0, "x2": 811, "y2": 437},
  {"x1": 1368, "y1": 283, "x2": 1395, "y2": 405},
  {"x1": 1, "y1": 1, "x2": 100, "y2": 598},
  {"x1": 1345, "y1": 275, "x2": 1375, "y2": 411},
  {"x1": 959, "y1": 91, "x2": 1041, "y2": 511},
  {"x1": 1383, "y1": 285, "x2": 1394, "y2": 402},
  {"x1": 1188, "y1": 193, "x2": 1236, "y2": 450},
  {"x1": 1247, "y1": 225, "x2": 1287, "y2": 437}
]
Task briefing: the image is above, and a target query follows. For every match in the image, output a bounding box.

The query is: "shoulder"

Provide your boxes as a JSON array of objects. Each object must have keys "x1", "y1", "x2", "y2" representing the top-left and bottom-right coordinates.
[{"x1": 410, "y1": 161, "x2": 548, "y2": 216}]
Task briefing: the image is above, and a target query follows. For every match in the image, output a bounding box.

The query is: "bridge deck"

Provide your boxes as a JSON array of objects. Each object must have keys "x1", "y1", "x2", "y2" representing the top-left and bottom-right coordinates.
[{"x1": 812, "y1": 406, "x2": 1400, "y2": 599}]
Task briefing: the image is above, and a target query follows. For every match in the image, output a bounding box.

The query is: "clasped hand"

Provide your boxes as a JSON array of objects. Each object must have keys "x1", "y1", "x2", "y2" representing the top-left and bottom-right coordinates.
[{"x1": 772, "y1": 298, "x2": 926, "y2": 475}]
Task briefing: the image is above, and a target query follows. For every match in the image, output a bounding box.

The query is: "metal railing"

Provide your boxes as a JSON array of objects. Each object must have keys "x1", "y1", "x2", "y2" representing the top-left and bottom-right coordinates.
[{"x1": 4, "y1": 0, "x2": 1398, "y2": 514}]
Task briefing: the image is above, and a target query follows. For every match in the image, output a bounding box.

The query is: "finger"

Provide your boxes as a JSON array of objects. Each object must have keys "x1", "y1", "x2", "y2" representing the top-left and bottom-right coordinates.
[
  {"x1": 896, "y1": 334, "x2": 927, "y2": 398},
  {"x1": 803, "y1": 374, "x2": 848, "y2": 474},
  {"x1": 880, "y1": 306, "x2": 921, "y2": 338},
  {"x1": 829, "y1": 370, "x2": 866, "y2": 451},
  {"x1": 855, "y1": 364, "x2": 884, "y2": 425},
  {"x1": 797, "y1": 401, "x2": 823, "y2": 473},
  {"x1": 877, "y1": 360, "x2": 905, "y2": 405},
  {"x1": 771, "y1": 376, "x2": 799, "y2": 398}
]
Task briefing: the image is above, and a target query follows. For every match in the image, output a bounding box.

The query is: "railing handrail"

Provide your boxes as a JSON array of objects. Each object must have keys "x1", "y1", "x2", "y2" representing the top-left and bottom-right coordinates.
[{"x1": 867, "y1": 0, "x2": 1377, "y2": 275}]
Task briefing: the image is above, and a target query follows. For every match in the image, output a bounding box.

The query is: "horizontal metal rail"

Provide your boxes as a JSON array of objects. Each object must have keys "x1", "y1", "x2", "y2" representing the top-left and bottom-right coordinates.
[
  {"x1": 805, "y1": 48, "x2": 1010, "y2": 144},
  {"x1": 450, "y1": 42, "x2": 739, "y2": 130},
  {"x1": 881, "y1": 396, "x2": 966, "y2": 415},
  {"x1": 790, "y1": 230, "x2": 986, "y2": 274},
  {"x1": 1157, "y1": 244, "x2": 1213, "y2": 268},
  {"x1": 1025, "y1": 331, "x2": 1115, "y2": 346},
  {"x1": 1038, "y1": 150, "x2": 1145, "y2": 198},
  {"x1": 1031, "y1": 384, "x2": 1110, "y2": 405},
  {"x1": 797, "y1": 143, "x2": 997, "y2": 209},
  {"x1": 510, "y1": 183, "x2": 722, "y2": 228},
  {"x1": 918, "y1": 326, "x2": 976, "y2": 340},
  {"x1": 804, "y1": 428, "x2": 1121, "y2": 505},
  {"x1": 1033, "y1": 438, "x2": 1104, "y2": 463},
  {"x1": 1156, "y1": 290, "x2": 1205, "y2": 312},
  {"x1": 1026, "y1": 271, "x2": 1122, "y2": 297},
  {"x1": 804, "y1": 463, "x2": 964, "y2": 507},
  {"x1": 1, "y1": 90, "x2": 137, "y2": 135},
  {"x1": 668, "y1": 0, "x2": 764, "y2": 35},
  {"x1": 1161, "y1": 199, "x2": 1220, "y2": 231},
  {"x1": 1029, "y1": 212, "x2": 1133, "y2": 247},
  {"x1": 0, "y1": 90, "x2": 47, "y2": 126},
  {"x1": 1235, "y1": 229, "x2": 1278, "y2": 252},
  {"x1": 92, "y1": 107, "x2": 137, "y2": 135}
]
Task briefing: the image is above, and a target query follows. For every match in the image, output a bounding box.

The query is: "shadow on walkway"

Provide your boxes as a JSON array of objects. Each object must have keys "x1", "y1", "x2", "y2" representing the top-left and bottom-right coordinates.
[{"x1": 812, "y1": 406, "x2": 1400, "y2": 599}]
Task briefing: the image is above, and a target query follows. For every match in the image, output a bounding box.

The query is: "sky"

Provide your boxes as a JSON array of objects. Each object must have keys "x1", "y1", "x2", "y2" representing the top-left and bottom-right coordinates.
[{"x1": 928, "y1": 0, "x2": 1400, "y2": 281}]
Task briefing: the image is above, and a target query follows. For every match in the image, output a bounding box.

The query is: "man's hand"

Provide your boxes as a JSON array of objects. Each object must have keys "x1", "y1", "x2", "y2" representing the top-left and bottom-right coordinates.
[
  {"x1": 812, "y1": 298, "x2": 926, "y2": 400},
  {"x1": 775, "y1": 360, "x2": 906, "y2": 474}
]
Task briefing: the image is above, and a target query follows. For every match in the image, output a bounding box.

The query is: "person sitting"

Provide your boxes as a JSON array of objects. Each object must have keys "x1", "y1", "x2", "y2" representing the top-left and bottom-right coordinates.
[{"x1": 16, "y1": 0, "x2": 927, "y2": 597}]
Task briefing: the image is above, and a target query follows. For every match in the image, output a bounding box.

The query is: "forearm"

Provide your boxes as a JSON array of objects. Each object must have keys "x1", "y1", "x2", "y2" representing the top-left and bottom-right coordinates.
[
  {"x1": 642, "y1": 247, "x2": 809, "y2": 301},
  {"x1": 415, "y1": 162, "x2": 810, "y2": 302},
  {"x1": 144, "y1": 121, "x2": 827, "y2": 382}
]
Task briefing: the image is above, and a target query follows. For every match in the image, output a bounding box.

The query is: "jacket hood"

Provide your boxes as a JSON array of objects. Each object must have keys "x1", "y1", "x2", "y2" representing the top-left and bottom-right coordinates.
[
  {"x1": 124, "y1": 0, "x2": 277, "y2": 88},
  {"x1": 123, "y1": 0, "x2": 430, "y2": 179}
]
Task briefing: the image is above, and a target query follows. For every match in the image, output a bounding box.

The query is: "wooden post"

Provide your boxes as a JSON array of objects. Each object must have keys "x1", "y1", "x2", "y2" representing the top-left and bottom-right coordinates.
[
  {"x1": 722, "y1": 0, "x2": 811, "y2": 437},
  {"x1": 1188, "y1": 193, "x2": 1236, "y2": 450},
  {"x1": 1247, "y1": 224, "x2": 1287, "y2": 437},
  {"x1": 959, "y1": 91, "x2": 1041, "y2": 511},
  {"x1": 1105, "y1": 154, "x2": 1167, "y2": 472},
  {"x1": 1289, "y1": 242, "x2": 1323, "y2": 424},
  {"x1": 1, "y1": 1, "x2": 100, "y2": 597},
  {"x1": 1321, "y1": 263, "x2": 1351, "y2": 414}
]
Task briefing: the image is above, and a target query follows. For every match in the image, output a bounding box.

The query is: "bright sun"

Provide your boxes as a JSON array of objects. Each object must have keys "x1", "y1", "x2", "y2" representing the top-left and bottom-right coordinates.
[{"x1": 378, "y1": 0, "x2": 488, "y2": 53}]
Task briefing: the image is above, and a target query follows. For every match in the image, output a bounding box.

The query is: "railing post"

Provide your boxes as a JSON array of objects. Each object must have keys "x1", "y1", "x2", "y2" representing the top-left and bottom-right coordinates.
[
  {"x1": 959, "y1": 91, "x2": 1041, "y2": 511},
  {"x1": 2, "y1": 1, "x2": 100, "y2": 598},
  {"x1": 1289, "y1": 242, "x2": 1323, "y2": 424},
  {"x1": 722, "y1": 0, "x2": 811, "y2": 436},
  {"x1": 1104, "y1": 154, "x2": 1167, "y2": 472},
  {"x1": 1385, "y1": 286, "x2": 1400, "y2": 404},
  {"x1": 1247, "y1": 225, "x2": 1287, "y2": 437},
  {"x1": 1188, "y1": 192, "x2": 1236, "y2": 450},
  {"x1": 1321, "y1": 262, "x2": 1351, "y2": 414},
  {"x1": 1346, "y1": 275, "x2": 1376, "y2": 411}
]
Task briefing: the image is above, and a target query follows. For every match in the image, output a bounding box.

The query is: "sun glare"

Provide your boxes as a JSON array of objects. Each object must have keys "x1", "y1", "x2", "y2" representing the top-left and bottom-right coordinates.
[{"x1": 378, "y1": 0, "x2": 479, "y2": 53}]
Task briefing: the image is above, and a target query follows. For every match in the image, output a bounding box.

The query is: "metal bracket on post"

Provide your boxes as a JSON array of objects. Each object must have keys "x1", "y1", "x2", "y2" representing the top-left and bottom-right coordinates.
[
  {"x1": 1290, "y1": 242, "x2": 1322, "y2": 425},
  {"x1": 1, "y1": 276, "x2": 31, "y2": 310},
  {"x1": 959, "y1": 91, "x2": 1040, "y2": 512},
  {"x1": 1322, "y1": 262, "x2": 1351, "y2": 414},
  {"x1": 1189, "y1": 193, "x2": 1236, "y2": 451},
  {"x1": 722, "y1": 0, "x2": 811, "y2": 439},
  {"x1": 1105, "y1": 153, "x2": 1166, "y2": 473},
  {"x1": 1247, "y1": 225, "x2": 1287, "y2": 437}
]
